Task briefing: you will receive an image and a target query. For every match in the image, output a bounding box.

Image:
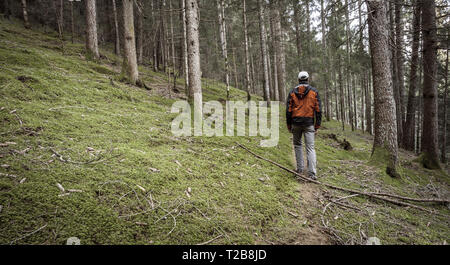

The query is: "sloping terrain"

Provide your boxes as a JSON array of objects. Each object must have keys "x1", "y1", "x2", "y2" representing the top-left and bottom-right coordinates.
[{"x1": 0, "y1": 18, "x2": 448, "y2": 245}]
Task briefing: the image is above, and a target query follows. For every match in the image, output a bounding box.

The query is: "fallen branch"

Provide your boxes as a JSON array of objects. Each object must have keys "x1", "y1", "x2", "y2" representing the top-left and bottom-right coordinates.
[{"x1": 236, "y1": 142, "x2": 449, "y2": 214}]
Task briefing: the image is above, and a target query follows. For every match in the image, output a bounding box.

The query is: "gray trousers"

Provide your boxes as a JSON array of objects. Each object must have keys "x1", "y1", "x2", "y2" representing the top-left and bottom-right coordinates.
[{"x1": 292, "y1": 124, "x2": 316, "y2": 176}]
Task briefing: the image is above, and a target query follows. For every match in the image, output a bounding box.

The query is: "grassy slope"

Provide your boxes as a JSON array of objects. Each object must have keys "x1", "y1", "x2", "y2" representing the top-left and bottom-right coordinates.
[{"x1": 0, "y1": 18, "x2": 448, "y2": 245}]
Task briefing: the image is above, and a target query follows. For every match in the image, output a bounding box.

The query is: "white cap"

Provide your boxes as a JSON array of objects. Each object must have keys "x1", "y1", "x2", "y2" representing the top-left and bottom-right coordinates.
[{"x1": 298, "y1": 71, "x2": 309, "y2": 81}]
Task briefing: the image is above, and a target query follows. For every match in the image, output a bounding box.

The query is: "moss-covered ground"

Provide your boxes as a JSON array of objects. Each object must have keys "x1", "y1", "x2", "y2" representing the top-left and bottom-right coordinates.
[{"x1": 0, "y1": 17, "x2": 448, "y2": 245}]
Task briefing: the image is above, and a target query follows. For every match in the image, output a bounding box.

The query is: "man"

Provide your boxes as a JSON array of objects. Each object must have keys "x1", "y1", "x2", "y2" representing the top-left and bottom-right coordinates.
[{"x1": 286, "y1": 71, "x2": 322, "y2": 179}]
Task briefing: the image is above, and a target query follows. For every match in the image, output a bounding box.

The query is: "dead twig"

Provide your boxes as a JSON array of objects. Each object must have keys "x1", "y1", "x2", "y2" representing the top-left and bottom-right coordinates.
[
  {"x1": 196, "y1": 234, "x2": 223, "y2": 245},
  {"x1": 10, "y1": 224, "x2": 47, "y2": 245}
]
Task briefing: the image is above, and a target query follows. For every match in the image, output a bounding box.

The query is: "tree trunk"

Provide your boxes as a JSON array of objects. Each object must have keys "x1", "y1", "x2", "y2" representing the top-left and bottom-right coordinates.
[
  {"x1": 54, "y1": 0, "x2": 63, "y2": 39},
  {"x1": 70, "y1": 1, "x2": 75, "y2": 44},
  {"x1": 361, "y1": 72, "x2": 365, "y2": 132},
  {"x1": 169, "y1": 0, "x2": 177, "y2": 88},
  {"x1": 185, "y1": 0, "x2": 202, "y2": 120},
  {"x1": 420, "y1": 0, "x2": 440, "y2": 169},
  {"x1": 293, "y1": 0, "x2": 302, "y2": 71},
  {"x1": 21, "y1": 0, "x2": 31, "y2": 29},
  {"x1": 305, "y1": 0, "x2": 311, "y2": 70},
  {"x1": 111, "y1": 0, "x2": 120, "y2": 56},
  {"x1": 345, "y1": 0, "x2": 354, "y2": 131},
  {"x1": 366, "y1": 0, "x2": 399, "y2": 177},
  {"x1": 257, "y1": 0, "x2": 270, "y2": 102},
  {"x1": 353, "y1": 73, "x2": 357, "y2": 129},
  {"x1": 321, "y1": 0, "x2": 330, "y2": 121},
  {"x1": 85, "y1": 0, "x2": 99, "y2": 60},
  {"x1": 395, "y1": 0, "x2": 405, "y2": 146},
  {"x1": 339, "y1": 54, "x2": 345, "y2": 131},
  {"x1": 137, "y1": 0, "x2": 144, "y2": 64},
  {"x1": 365, "y1": 70, "x2": 373, "y2": 135},
  {"x1": 272, "y1": 1, "x2": 286, "y2": 102},
  {"x1": 243, "y1": 0, "x2": 251, "y2": 100},
  {"x1": 181, "y1": 0, "x2": 189, "y2": 96},
  {"x1": 268, "y1": 7, "x2": 279, "y2": 101},
  {"x1": 441, "y1": 49, "x2": 448, "y2": 163},
  {"x1": 122, "y1": 0, "x2": 139, "y2": 84},
  {"x1": 403, "y1": 2, "x2": 421, "y2": 151},
  {"x1": 217, "y1": 0, "x2": 230, "y2": 99}
]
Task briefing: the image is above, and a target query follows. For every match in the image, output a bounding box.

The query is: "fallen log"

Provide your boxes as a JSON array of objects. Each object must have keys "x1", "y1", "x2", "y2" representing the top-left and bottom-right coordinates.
[{"x1": 236, "y1": 142, "x2": 450, "y2": 214}]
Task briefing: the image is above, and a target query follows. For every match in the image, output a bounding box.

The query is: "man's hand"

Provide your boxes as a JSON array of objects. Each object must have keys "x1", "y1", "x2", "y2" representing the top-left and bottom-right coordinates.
[{"x1": 287, "y1": 124, "x2": 292, "y2": 133}]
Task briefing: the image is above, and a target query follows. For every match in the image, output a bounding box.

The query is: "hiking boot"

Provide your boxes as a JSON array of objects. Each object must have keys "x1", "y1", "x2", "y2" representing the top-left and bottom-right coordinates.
[{"x1": 308, "y1": 174, "x2": 317, "y2": 180}]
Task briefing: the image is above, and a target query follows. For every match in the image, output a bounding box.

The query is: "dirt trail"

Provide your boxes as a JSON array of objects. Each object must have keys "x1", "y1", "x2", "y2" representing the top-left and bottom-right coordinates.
[{"x1": 290, "y1": 144, "x2": 331, "y2": 244}]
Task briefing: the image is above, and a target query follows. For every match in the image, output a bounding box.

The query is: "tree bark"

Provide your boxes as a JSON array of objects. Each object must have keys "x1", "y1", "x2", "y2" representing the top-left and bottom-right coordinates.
[
  {"x1": 293, "y1": 0, "x2": 302, "y2": 71},
  {"x1": 395, "y1": 0, "x2": 405, "y2": 145},
  {"x1": 185, "y1": 0, "x2": 202, "y2": 128},
  {"x1": 420, "y1": 0, "x2": 440, "y2": 169},
  {"x1": 441, "y1": 49, "x2": 448, "y2": 163},
  {"x1": 181, "y1": 0, "x2": 189, "y2": 96},
  {"x1": 122, "y1": 0, "x2": 139, "y2": 84},
  {"x1": 54, "y1": 0, "x2": 63, "y2": 39},
  {"x1": 403, "y1": 2, "x2": 421, "y2": 151},
  {"x1": 272, "y1": 0, "x2": 286, "y2": 102},
  {"x1": 321, "y1": 0, "x2": 330, "y2": 121},
  {"x1": 365, "y1": 70, "x2": 373, "y2": 135},
  {"x1": 111, "y1": 0, "x2": 120, "y2": 56},
  {"x1": 366, "y1": 0, "x2": 399, "y2": 177},
  {"x1": 217, "y1": 0, "x2": 230, "y2": 99},
  {"x1": 268, "y1": 7, "x2": 279, "y2": 101},
  {"x1": 137, "y1": 0, "x2": 144, "y2": 64},
  {"x1": 257, "y1": 0, "x2": 270, "y2": 102},
  {"x1": 21, "y1": 0, "x2": 31, "y2": 29},
  {"x1": 339, "y1": 54, "x2": 345, "y2": 131},
  {"x1": 70, "y1": 1, "x2": 75, "y2": 44},
  {"x1": 345, "y1": 0, "x2": 354, "y2": 131},
  {"x1": 85, "y1": 0, "x2": 99, "y2": 60},
  {"x1": 243, "y1": 0, "x2": 251, "y2": 100}
]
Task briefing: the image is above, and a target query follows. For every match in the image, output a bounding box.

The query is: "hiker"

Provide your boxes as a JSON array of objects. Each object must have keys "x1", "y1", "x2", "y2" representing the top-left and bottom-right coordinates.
[{"x1": 286, "y1": 71, "x2": 322, "y2": 179}]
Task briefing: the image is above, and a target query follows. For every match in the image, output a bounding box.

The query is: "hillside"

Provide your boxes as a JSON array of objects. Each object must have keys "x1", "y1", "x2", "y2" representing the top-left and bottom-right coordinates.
[{"x1": 0, "y1": 18, "x2": 449, "y2": 245}]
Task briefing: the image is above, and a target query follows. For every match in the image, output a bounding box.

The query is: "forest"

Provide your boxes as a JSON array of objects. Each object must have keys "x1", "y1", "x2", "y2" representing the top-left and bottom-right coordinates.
[{"x1": 0, "y1": 0, "x2": 449, "y2": 246}]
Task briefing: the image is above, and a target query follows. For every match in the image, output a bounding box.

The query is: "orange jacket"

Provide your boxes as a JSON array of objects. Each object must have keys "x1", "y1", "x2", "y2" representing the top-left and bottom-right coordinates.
[{"x1": 286, "y1": 82, "x2": 322, "y2": 129}]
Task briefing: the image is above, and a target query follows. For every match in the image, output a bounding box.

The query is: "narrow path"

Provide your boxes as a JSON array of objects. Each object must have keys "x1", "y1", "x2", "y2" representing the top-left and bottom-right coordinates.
[{"x1": 290, "y1": 143, "x2": 331, "y2": 244}]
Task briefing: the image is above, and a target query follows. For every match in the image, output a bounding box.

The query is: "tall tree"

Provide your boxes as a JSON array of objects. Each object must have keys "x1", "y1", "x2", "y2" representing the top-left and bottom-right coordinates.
[
  {"x1": 365, "y1": 71, "x2": 372, "y2": 135},
  {"x1": 21, "y1": 0, "x2": 30, "y2": 29},
  {"x1": 441, "y1": 50, "x2": 448, "y2": 163},
  {"x1": 272, "y1": 0, "x2": 286, "y2": 102},
  {"x1": 321, "y1": 0, "x2": 330, "y2": 121},
  {"x1": 122, "y1": 0, "x2": 139, "y2": 84},
  {"x1": 54, "y1": 0, "x2": 63, "y2": 39},
  {"x1": 186, "y1": 0, "x2": 201, "y2": 99},
  {"x1": 366, "y1": 0, "x2": 399, "y2": 177},
  {"x1": 242, "y1": 0, "x2": 251, "y2": 100},
  {"x1": 217, "y1": 0, "x2": 230, "y2": 99},
  {"x1": 112, "y1": 0, "x2": 120, "y2": 56},
  {"x1": 85, "y1": 0, "x2": 99, "y2": 60},
  {"x1": 136, "y1": 0, "x2": 144, "y2": 64},
  {"x1": 292, "y1": 0, "x2": 302, "y2": 71},
  {"x1": 420, "y1": 0, "x2": 440, "y2": 169},
  {"x1": 257, "y1": 0, "x2": 270, "y2": 102},
  {"x1": 181, "y1": 0, "x2": 189, "y2": 96},
  {"x1": 395, "y1": 0, "x2": 405, "y2": 145},
  {"x1": 345, "y1": 0, "x2": 354, "y2": 131},
  {"x1": 186, "y1": 0, "x2": 202, "y2": 132},
  {"x1": 403, "y1": 2, "x2": 421, "y2": 151},
  {"x1": 70, "y1": 0, "x2": 75, "y2": 44}
]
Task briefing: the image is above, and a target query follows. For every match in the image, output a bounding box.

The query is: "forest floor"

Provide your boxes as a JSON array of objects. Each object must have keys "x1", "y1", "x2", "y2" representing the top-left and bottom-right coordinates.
[{"x1": 0, "y1": 18, "x2": 449, "y2": 245}]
